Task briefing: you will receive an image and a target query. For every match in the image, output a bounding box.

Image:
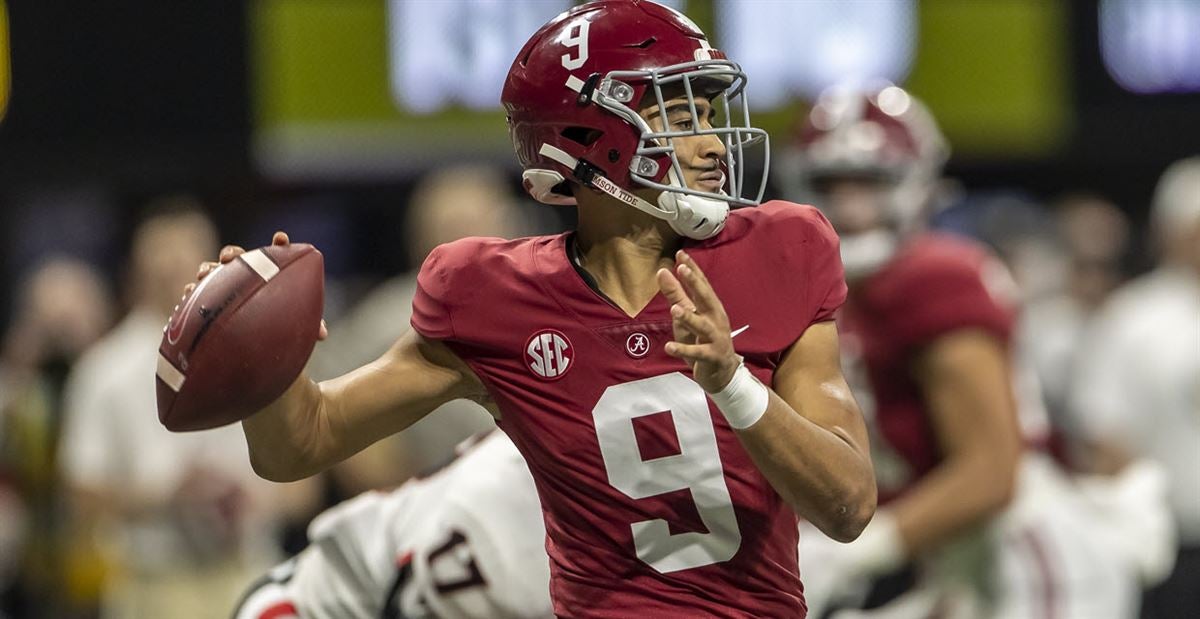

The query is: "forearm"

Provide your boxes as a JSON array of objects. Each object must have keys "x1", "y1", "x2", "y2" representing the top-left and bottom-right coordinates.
[
  {"x1": 738, "y1": 390, "x2": 876, "y2": 541},
  {"x1": 887, "y1": 451, "x2": 1016, "y2": 557},
  {"x1": 241, "y1": 372, "x2": 334, "y2": 481},
  {"x1": 242, "y1": 333, "x2": 482, "y2": 482}
]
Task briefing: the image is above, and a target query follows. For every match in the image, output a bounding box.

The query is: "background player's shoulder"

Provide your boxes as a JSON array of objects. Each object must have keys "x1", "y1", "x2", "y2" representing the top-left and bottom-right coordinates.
[
  {"x1": 868, "y1": 232, "x2": 1018, "y2": 345},
  {"x1": 883, "y1": 232, "x2": 1006, "y2": 297},
  {"x1": 907, "y1": 232, "x2": 994, "y2": 269}
]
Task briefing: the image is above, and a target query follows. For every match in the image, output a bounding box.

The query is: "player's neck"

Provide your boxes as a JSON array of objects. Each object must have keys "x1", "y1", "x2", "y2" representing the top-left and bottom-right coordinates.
[{"x1": 574, "y1": 195, "x2": 680, "y2": 317}]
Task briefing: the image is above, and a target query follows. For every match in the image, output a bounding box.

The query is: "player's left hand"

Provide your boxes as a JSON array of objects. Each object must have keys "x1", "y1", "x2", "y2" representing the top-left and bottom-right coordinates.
[{"x1": 657, "y1": 250, "x2": 741, "y2": 393}]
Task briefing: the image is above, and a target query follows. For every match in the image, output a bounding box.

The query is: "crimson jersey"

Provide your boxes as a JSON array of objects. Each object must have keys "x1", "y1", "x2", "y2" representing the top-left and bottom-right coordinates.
[
  {"x1": 838, "y1": 233, "x2": 1017, "y2": 503},
  {"x1": 411, "y1": 201, "x2": 845, "y2": 617}
]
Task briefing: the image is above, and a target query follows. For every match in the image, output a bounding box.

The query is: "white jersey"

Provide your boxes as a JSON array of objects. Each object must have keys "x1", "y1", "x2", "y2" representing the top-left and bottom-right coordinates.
[
  {"x1": 801, "y1": 454, "x2": 1173, "y2": 619},
  {"x1": 234, "y1": 431, "x2": 552, "y2": 619}
]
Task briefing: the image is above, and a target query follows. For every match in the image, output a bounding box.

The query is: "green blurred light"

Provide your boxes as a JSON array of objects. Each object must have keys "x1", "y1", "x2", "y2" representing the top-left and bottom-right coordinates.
[{"x1": 904, "y1": 0, "x2": 1071, "y2": 158}]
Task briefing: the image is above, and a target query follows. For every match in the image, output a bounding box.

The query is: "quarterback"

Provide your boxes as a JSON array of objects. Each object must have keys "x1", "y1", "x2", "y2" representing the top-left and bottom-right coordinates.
[{"x1": 197, "y1": 1, "x2": 875, "y2": 615}]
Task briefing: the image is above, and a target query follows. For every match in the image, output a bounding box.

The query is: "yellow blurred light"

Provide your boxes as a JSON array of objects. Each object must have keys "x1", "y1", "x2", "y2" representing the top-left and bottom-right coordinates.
[{"x1": 0, "y1": 0, "x2": 9, "y2": 122}]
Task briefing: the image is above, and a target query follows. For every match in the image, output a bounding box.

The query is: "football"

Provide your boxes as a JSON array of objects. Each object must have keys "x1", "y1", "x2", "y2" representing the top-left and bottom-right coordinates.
[{"x1": 156, "y1": 243, "x2": 324, "y2": 432}]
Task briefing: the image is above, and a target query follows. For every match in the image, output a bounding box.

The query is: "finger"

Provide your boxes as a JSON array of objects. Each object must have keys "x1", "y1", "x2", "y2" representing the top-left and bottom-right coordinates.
[
  {"x1": 656, "y1": 268, "x2": 696, "y2": 311},
  {"x1": 196, "y1": 261, "x2": 220, "y2": 281},
  {"x1": 663, "y1": 340, "x2": 725, "y2": 363},
  {"x1": 659, "y1": 270, "x2": 698, "y2": 341},
  {"x1": 218, "y1": 245, "x2": 245, "y2": 264},
  {"x1": 670, "y1": 303, "x2": 722, "y2": 342},
  {"x1": 182, "y1": 282, "x2": 196, "y2": 296},
  {"x1": 676, "y1": 251, "x2": 719, "y2": 313},
  {"x1": 317, "y1": 319, "x2": 328, "y2": 341},
  {"x1": 272, "y1": 231, "x2": 290, "y2": 246},
  {"x1": 674, "y1": 264, "x2": 706, "y2": 314}
]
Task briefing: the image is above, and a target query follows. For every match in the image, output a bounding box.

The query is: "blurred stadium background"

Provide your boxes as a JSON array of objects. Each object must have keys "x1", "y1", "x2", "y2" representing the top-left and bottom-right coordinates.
[
  {"x1": 0, "y1": 1, "x2": 1196, "y2": 618},
  {"x1": 1, "y1": 0, "x2": 1197, "y2": 292}
]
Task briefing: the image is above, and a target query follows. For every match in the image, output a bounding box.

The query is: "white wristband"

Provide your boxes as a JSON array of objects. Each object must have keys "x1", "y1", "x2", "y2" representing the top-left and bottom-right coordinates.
[{"x1": 708, "y1": 363, "x2": 769, "y2": 429}]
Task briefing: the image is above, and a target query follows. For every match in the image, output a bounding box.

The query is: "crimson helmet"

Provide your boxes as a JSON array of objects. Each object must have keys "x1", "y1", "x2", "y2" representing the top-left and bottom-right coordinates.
[
  {"x1": 779, "y1": 83, "x2": 948, "y2": 276},
  {"x1": 784, "y1": 83, "x2": 947, "y2": 220},
  {"x1": 502, "y1": 0, "x2": 768, "y2": 239}
]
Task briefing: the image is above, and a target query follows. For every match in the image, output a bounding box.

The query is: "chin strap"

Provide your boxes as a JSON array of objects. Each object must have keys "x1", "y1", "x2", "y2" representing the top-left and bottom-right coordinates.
[
  {"x1": 537, "y1": 144, "x2": 727, "y2": 240},
  {"x1": 538, "y1": 144, "x2": 674, "y2": 220}
]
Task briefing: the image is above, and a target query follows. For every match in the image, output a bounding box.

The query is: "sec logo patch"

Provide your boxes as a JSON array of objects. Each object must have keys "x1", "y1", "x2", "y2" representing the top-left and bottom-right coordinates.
[{"x1": 525, "y1": 329, "x2": 573, "y2": 380}]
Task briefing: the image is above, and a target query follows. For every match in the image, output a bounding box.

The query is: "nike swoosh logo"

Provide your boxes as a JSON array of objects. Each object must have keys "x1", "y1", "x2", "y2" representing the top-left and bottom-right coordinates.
[{"x1": 731, "y1": 324, "x2": 750, "y2": 338}]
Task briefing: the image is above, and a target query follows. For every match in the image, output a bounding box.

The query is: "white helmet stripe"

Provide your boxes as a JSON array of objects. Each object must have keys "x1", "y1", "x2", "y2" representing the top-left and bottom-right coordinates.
[
  {"x1": 565, "y1": 74, "x2": 587, "y2": 93},
  {"x1": 538, "y1": 143, "x2": 578, "y2": 168}
]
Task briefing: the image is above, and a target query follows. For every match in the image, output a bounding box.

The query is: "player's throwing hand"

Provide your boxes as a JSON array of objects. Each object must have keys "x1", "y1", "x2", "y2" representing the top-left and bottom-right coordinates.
[
  {"x1": 656, "y1": 250, "x2": 741, "y2": 393},
  {"x1": 184, "y1": 231, "x2": 328, "y2": 340}
]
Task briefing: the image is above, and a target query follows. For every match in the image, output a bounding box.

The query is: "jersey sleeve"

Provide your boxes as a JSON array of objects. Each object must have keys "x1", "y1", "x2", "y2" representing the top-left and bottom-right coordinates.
[
  {"x1": 887, "y1": 250, "x2": 1016, "y2": 350},
  {"x1": 803, "y1": 208, "x2": 849, "y2": 323},
  {"x1": 411, "y1": 243, "x2": 460, "y2": 340},
  {"x1": 745, "y1": 202, "x2": 848, "y2": 351}
]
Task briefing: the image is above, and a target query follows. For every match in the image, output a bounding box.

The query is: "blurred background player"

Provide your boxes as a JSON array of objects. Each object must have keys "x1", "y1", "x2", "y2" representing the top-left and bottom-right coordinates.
[
  {"x1": 56, "y1": 200, "x2": 316, "y2": 619},
  {"x1": 1017, "y1": 193, "x2": 1133, "y2": 457},
  {"x1": 938, "y1": 189, "x2": 1137, "y2": 467},
  {"x1": 1070, "y1": 156, "x2": 1200, "y2": 619},
  {"x1": 782, "y1": 83, "x2": 1174, "y2": 618},
  {"x1": 0, "y1": 258, "x2": 114, "y2": 618},
  {"x1": 310, "y1": 165, "x2": 528, "y2": 492},
  {"x1": 233, "y1": 430, "x2": 551, "y2": 619}
]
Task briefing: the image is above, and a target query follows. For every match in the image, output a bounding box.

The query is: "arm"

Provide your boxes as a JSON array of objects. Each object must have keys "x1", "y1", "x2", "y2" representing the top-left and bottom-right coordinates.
[
  {"x1": 745, "y1": 321, "x2": 877, "y2": 541},
  {"x1": 243, "y1": 329, "x2": 487, "y2": 482},
  {"x1": 885, "y1": 329, "x2": 1021, "y2": 556},
  {"x1": 195, "y1": 233, "x2": 488, "y2": 483},
  {"x1": 657, "y1": 252, "x2": 875, "y2": 541}
]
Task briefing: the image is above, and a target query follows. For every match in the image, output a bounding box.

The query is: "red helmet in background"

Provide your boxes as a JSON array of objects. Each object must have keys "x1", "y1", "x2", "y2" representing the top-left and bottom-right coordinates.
[
  {"x1": 784, "y1": 82, "x2": 948, "y2": 225},
  {"x1": 778, "y1": 83, "x2": 949, "y2": 276},
  {"x1": 502, "y1": 0, "x2": 768, "y2": 239}
]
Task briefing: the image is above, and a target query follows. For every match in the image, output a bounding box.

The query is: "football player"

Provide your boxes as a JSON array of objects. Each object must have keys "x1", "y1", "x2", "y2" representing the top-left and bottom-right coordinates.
[
  {"x1": 232, "y1": 430, "x2": 552, "y2": 619},
  {"x1": 195, "y1": 1, "x2": 876, "y2": 615},
  {"x1": 783, "y1": 83, "x2": 1174, "y2": 618}
]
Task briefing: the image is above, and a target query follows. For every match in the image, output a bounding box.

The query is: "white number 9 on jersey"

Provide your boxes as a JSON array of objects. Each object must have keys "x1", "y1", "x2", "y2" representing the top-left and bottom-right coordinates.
[{"x1": 592, "y1": 373, "x2": 742, "y2": 573}]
